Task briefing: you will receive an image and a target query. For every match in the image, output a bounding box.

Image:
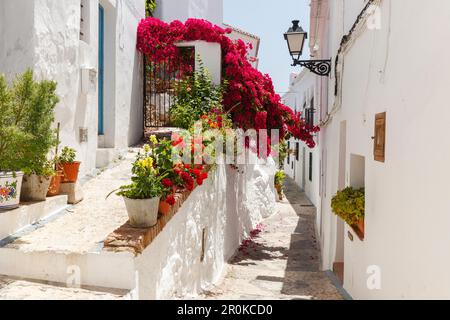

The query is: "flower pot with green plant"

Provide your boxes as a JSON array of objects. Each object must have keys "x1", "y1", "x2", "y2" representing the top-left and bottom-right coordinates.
[
  {"x1": 59, "y1": 146, "x2": 81, "y2": 183},
  {"x1": 0, "y1": 74, "x2": 25, "y2": 209},
  {"x1": 274, "y1": 170, "x2": 286, "y2": 201},
  {"x1": 1, "y1": 70, "x2": 59, "y2": 206},
  {"x1": 331, "y1": 187, "x2": 365, "y2": 237},
  {"x1": 112, "y1": 145, "x2": 167, "y2": 228}
]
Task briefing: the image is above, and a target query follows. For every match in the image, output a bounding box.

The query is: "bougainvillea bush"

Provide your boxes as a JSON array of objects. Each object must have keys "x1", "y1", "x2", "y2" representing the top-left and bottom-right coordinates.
[{"x1": 137, "y1": 18, "x2": 319, "y2": 149}]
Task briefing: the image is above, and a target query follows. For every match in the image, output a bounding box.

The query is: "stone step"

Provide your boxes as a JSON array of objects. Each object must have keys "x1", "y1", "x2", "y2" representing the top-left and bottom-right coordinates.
[
  {"x1": 0, "y1": 275, "x2": 131, "y2": 300},
  {"x1": 0, "y1": 152, "x2": 138, "y2": 291},
  {"x1": 0, "y1": 195, "x2": 69, "y2": 243},
  {"x1": 0, "y1": 247, "x2": 136, "y2": 290}
]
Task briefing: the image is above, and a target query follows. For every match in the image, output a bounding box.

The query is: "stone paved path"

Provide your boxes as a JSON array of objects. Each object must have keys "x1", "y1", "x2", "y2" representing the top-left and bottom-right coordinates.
[
  {"x1": 201, "y1": 177, "x2": 343, "y2": 300},
  {"x1": 4, "y1": 150, "x2": 137, "y2": 254}
]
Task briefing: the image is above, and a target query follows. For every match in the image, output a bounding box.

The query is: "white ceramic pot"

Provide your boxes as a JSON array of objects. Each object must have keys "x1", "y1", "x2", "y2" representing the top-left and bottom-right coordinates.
[
  {"x1": 123, "y1": 196, "x2": 160, "y2": 228},
  {"x1": 0, "y1": 172, "x2": 24, "y2": 210},
  {"x1": 21, "y1": 174, "x2": 52, "y2": 202}
]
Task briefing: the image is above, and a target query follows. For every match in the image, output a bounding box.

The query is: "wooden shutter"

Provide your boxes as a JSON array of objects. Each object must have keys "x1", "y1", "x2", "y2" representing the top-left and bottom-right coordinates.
[{"x1": 374, "y1": 112, "x2": 386, "y2": 162}]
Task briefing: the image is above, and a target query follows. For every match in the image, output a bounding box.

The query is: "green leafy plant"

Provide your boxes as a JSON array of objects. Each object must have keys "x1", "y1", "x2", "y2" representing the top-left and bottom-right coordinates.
[
  {"x1": 146, "y1": 0, "x2": 157, "y2": 17},
  {"x1": 331, "y1": 187, "x2": 365, "y2": 226},
  {"x1": 274, "y1": 170, "x2": 286, "y2": 187},
  {"x1": 278, "y1": 139, "x2": 288, "y2": 168},
  {"x1": 0, "y1": 70, "x2": 59, "y2": 176},
  {"x1": 59, "y1": 146, "x2": 77, "y2": 164},
  {"x1": 170, "y1": 58, "x2": 225, "y2": 129},
  {"x1": 115, "y1": 145, "x2": 166, "y2": 199}
]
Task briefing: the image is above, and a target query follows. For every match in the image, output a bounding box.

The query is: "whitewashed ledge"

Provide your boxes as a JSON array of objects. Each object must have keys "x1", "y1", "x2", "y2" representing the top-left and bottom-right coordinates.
[
  {"x1": 0, "y1": 152, "x2": 276, "y2": 300},
  {"x1": 104, "y1": 160, "x2": 277, "y2": 299}
]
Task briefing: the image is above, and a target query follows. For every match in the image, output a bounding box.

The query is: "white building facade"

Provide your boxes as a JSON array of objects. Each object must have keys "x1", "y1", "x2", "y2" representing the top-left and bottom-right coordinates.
[
  {"x1": 282, "y1": 70, "x2": 321, "y2": 211},
  {"x1": 299, "y1": 0, "x2": 450, "y2": 299},
  {"x1": 0, "y1": 0, "x2": 146, "y2": 178}
]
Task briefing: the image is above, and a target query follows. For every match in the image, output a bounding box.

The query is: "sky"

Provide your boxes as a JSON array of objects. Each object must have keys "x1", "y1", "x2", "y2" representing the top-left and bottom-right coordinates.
[{"x1": 224, "y1": 0, "x2": 310, "y2": 95}]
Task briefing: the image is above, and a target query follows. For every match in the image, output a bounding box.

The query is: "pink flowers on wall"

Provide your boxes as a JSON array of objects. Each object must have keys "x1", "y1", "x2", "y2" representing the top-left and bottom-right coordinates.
[{"x1": 137, "y1": 18, "x2": 319, "y2": 148}]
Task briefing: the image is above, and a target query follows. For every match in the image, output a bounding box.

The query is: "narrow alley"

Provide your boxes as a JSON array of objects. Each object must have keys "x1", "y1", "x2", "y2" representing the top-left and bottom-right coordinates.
[{"x1": 202, "y1": 177, "x2": 344, "y2": 300}]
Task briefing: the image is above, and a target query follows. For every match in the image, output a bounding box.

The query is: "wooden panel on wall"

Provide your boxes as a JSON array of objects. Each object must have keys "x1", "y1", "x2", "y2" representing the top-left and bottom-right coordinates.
[{"x1": 373, "y1": 112, "x2": 386, "y2": 162}]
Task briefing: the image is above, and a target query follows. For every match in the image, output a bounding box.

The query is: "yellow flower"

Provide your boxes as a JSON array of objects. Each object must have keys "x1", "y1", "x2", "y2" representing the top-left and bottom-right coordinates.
[
  {"x1": 143, "y1": 144, "x2": 151, "y2": 153},
  {"x1": 150, "y1": 135, "x2": 158, "y2": 145}
]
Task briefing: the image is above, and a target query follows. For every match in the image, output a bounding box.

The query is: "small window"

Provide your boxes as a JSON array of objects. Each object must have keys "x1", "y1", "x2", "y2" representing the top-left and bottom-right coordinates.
[
  {"x1": 309, "y1": 152, "x2": 313, "y2": 181},
  {"x1": 295, "y1": 142, "x2": 299, "y2": 161},
  {"x1": 373, "y1": 112, "x2": 386, "y2": 162}
]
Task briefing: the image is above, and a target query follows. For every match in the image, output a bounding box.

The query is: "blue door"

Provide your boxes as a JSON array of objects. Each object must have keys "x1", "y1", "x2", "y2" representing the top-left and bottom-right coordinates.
[{"x1": 98, "y1": 4, "x2": 105, "y2": 135}]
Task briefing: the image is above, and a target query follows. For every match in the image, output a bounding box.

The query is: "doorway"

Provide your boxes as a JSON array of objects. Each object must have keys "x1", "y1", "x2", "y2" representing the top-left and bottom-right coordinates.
[{"x1": 98, "y1": 4, "x2": 105, "y2": 135}]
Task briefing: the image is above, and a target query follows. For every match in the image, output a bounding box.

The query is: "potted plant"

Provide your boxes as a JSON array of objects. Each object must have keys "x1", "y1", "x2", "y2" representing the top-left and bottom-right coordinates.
[
  {"x1": 59, "y1": 146, "x2": 81, "y2": 183},
  {"x1": 47, "y1": 124, "x2": 63, "y2": 197},
  {"x1": 1, "y1": 70, "x2": 59, "y2": 206},
  {"x1": 274, "y1": 170, "x2": 286, "y2": 201},
  {"x1": 331, "y1": 187, "x2": 365, "y2": 236},
  {"x1": 113, "y1": 145, "x2": 166, "y2": 228},
  {"x1": 21, "y1": 160, "x2": 55, "y2": 202},
  {"x1": 0, "y1": 74, "x2": 25, "y2": 209}
]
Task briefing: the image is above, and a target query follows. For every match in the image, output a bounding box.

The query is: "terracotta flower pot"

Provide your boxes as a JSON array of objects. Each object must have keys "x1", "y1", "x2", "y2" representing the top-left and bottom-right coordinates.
[
  {"x1": 159, "y1": 200, "x2": 171, "y2": 215},
  {"x1": 357, "y1": 218, "x2": 365, "y2": 235},
  {"x1": 47, "y1": 171, "x2": 63, "y2": 197},
  {"x1": 61, "y1": 162, "x2": 81, "y2": 183},
  {"x1": 0, "y1": 171, "x2": 23, "y2": 210},
  {"x1": 21, "y1": 174, "x2": 52, "y2": 202},
  {"x1": 275, "y1": 184, "x2": 283, "y2": 200}
]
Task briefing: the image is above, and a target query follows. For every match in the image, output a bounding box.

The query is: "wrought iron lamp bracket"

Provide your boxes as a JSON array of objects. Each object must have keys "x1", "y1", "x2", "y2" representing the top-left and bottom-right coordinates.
[{"x1": 292, "y1": 59, "x2": 331, "y2": 77}]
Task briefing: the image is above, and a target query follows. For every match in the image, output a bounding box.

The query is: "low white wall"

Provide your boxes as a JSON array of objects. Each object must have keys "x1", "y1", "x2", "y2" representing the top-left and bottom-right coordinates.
[{"x1": 135, "y1": 160, "x2": 276, "y2": 299}]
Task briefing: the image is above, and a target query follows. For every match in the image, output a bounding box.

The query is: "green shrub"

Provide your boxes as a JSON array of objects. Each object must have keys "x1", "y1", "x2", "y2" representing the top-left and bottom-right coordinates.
[
  {"x1": 274, "y1": 170, "x2": 286, "y2": 187},
  {"x1": 59, "y1": 146, "x2": 77, "y2": 164},
  {"x1": 331, "y1": 187, "x2": 365, "y2": 226},
  {"x1": 170, "y1": 58, "x2": 225, "y2": 129},
  {"x1": 0, "y1": 70, "x2": 59, "y2": 175}
]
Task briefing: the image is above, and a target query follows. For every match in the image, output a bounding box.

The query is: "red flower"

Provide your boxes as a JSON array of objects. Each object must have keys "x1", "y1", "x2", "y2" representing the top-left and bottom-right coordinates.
[
  {"x1": 162, "y1": 178, "x2": 173, "y2": 188},
  {"x1": 137, "y1": 17, "x2": 319, "y2": 153},
  {"x1": 165, "y1": 194, "x2": 175, "y2": 206}
]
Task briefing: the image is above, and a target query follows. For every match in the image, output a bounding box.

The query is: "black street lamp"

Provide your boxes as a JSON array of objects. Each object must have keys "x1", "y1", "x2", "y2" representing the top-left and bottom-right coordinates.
[{"x1": 284, "y1": 20, "x2": 331, "y2": 77}]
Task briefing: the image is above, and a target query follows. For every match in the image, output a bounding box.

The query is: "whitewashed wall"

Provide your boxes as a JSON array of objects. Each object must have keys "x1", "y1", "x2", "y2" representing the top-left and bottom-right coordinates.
[
  {"x1": 282, "y1": 70, "x2": 320, "y2": 209},
  {"x1": 135, "y1": 160, "x2": 276, "y2": 299},
  {"x1": 154, "y1": 0, "x2": 223, "y2": 26},
  {"x1": 318, "y1": 0, "x2": 450, "y2": 299},
  {"x1": 0, "y1": 0, "x2": 145, "y2": 178}
]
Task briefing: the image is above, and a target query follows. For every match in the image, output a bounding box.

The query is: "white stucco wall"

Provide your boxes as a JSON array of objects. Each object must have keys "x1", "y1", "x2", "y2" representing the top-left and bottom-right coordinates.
[
  {"x1": 282, "y1": 70, "x2": 320, "y2": 209},
  {"x1": 317, "y1": 0, "x2": 450, "y2": 299},
  {"x1": 0, "y1": 0, "x2": 145, "y2": 178},
  {"x1": 154, "y1": 0, "x2": 223, "y2": 26},
  {"x1": 136, "y1": 160, "x2": 276, "y2": 299}
]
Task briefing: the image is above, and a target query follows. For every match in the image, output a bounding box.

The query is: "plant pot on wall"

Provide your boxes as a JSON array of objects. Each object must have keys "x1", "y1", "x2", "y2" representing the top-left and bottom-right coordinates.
[
  {"x1": 275, "y1": 184, "x2": 283, "y2": 201},
  {"x1": 61, "y1": 162, "x2": 81, "y2": 183},
  {"x1": 124, "y1": 196, "x2": 160, "y2": 228},
  {"x1": 158, "y1": 200, "x2": 171, "y2": 215},
  {"x1": 0, "y1": 172, "x2": 24, "y2": 210},
  {"x1": 47, "y1": 170, "x2": 63, "y2": 197},
  {"x1": 21, "y1": 174, "x2": 52, "y2": 202}
]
